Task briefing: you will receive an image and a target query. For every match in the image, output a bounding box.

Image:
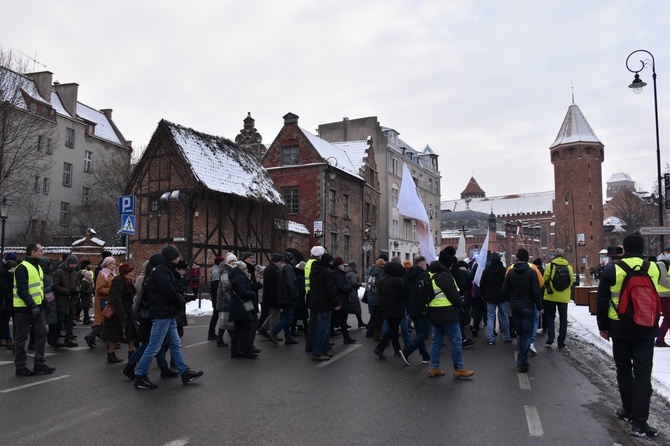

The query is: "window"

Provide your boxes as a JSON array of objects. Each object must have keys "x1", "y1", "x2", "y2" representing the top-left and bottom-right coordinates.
[
  {"x1": 37, "y1": 135, "x2": 52, "y2": 153},
  {"x1": 42, "y1": 178, "x2": 49, "y2": 194},
  {"x1": 428, "y1": 178, "x2": 433, "y2": 192},
  {"x1": 329, "y1": 189, "x2": 337, "y2": 215},
  {"x1": 34, "y1": 176, "x2": 40, "y2": 192},
  {"x1": 418, "y1": 173, "x2": 424, "y2": 188},
  {"x1": 405, "y1": 221, "x2": 410, "y2": 239},
  {"x1": 392, "y1": 158, "x2": 399, "y2": 176},
  {"x1": 84, "y1": 151, "x2": 93, "y2": 173},
  {"x1": 392, "y1": 219, "x2": 399, "y2": 238},
  {"x1": 391, "y1": 188, "x2": 399, "y2": 207},
  {"x1": 63, "y1": 162, "x2": 73, "y2": 186},
  {"x1": 65, "y1": 127, "x2": 75, "y2": 148},
  {"x1": 330, "y1": 233, "x2": 338, "y2": 257},
  {"x1": 83, "y1": 187, "x2": 90, "y2": 207},
  {"x1": 150, "y1": 197, "x2": 159, "y2": 212},
  {"x1": 60, "y1": 202, "x2": 70, "y2": 226},
  {"x1": 283, "y1": 187, "x2": 299, "y2": 214},
  {"x1": 369, "y1": 170, "x2": 374, "y2": 185},
  {"x1": 281, "y1": 146, "x2": 299, "y2": 166},
  {"x1": 365, "y1": 202, "x2": 371, "y2": 224},
  {"x1": 344, "y1": 235, "x2": 350, "y2": 261},
  {"x1": 30, "y1": 219, "x2": 46, "y2": 237},
  {"x1": 342, "y1": 194, "x2": 349, "y2": 218},
  {"x1": 413, "y1": 224, "x2": 417, "y2": 241}
]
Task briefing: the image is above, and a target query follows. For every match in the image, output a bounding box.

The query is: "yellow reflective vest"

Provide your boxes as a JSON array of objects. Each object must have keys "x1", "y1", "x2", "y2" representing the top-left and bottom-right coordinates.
[
  {"x1": 427, "y1": 272, "x2": 457, "y2": 308},
  {"x1": 304, "y1": 258, "x2": 316, "y2": 294},
  {"x1": 608, "y1": 258, "x2": 660, "y2": 321},
  {"x1": 13, "y1": 260, "x2": 44, "y2": 308}
]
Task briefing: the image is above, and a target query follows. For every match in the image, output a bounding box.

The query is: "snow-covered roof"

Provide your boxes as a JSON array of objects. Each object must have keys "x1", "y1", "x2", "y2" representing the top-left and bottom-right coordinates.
[
  {"x1": 76, "y1": 101, "x2": 123, "y2": 145},
  {"x1": 549, "y1": 103, "x2": 600, "y2": 148},
  {"x1": 442, "y1": 191, "x2": 554, "y2": 216},
  {"x1": 606, "y1": 172, "x2": 635, "y2": 184},
  {"x1": 73, "y1": 236, "x2": 105, "y2": 246},
  {"x1": 299, "y1": 128, "x2": 363, "y2": 178},
  {"x1": 0, "y1": 67, "x2": 50, "y2": 106},
  {"x1": 275, "y1": 219, "x2": 310, "y2": 235},
  {"x1": 604, "y1": 216, "x2": 626, "y2": 233},
  {"x1": 166, "y1": 121, "x2": 283, "y2": 204}
]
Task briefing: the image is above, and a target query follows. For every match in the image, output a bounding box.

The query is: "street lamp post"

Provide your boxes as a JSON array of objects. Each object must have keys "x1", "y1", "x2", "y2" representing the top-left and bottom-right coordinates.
[
  {"x1": 626, "y1": 49, "x2": 664, "y2": 250},
  {"x1": 563, "y1": 189, "x2": 580, "y2": 285},
  {"x1": 0, "y1": 197, "x2": 10, "y2": 257}
]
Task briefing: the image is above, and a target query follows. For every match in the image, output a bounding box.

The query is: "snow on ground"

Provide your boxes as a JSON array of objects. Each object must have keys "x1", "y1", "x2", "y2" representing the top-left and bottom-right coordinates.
[{"x1": 186, "y1": 296, "x2": 670, "y2": 403}]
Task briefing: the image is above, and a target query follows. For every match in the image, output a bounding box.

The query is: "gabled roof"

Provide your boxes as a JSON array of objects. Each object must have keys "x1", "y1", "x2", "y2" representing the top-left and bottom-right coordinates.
[
  {"x1": 165, "y1": 120, "x2": 283, "y2": 204},
  {"x1": 607, "y1": 172, "x2": 634, "y2": 184},
  {"x1": 550, "y1": 103, "x2": 600, "y2": 148},
  {"x1": 300, "y1": 128, "x2": 367, "y2": 179},
  {"x1": 442, "y1": 190, "x2": 554, "y2": 215}
]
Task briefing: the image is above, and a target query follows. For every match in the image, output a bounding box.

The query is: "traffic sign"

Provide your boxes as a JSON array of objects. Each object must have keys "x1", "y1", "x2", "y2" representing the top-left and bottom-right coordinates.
[
  {"x1": 638, "y1": 226, "x2": 670, "y2": 235},
  {"x1": 121, "y1": 214, "x2": 135, "y2": 235},
  {"x1": 119, "y1": 195, "x2": 135, "y2": 215}
]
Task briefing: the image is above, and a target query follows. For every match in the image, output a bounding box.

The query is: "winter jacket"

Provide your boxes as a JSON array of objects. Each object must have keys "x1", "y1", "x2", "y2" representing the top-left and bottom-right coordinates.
[
  {"x1": 480, "y1": 259, "x2": 508, "y2": 304},
  {"x1": 333, "y1": 267, "x2": 353, "y2": 310},
  {"x1": 102, "y1": 275, "x2": 137, "y2": 343},
  {"x1": 229, "y1": 266, "x2": 255, "y2": 322},
  {"x1": 406, "y1": 265, "x2": 429, "y2": 319},
  {"x1": 427, "y1": 261, "x2": 461, "y2": 325},
  {"x1": 188, "y1": 266, "x2": 201, "y2": 290},
  {"x1": 276, "y1": 262, "x2": 299, "y2": 306},
  {"x1": 309, "y1": 259, "x2": 339, "y2": 313},
  {"x1": 216, "y1": 263, "x2": 233, "y2": 312},
  {"x1": 52, "y1": 262, "x2": 79, "y2": 315},
  {"x1": 366, "y1": 266, "x2": 384, "y2": 306},
  {"x1": 344, "y1": 266, "x2": 362, "y2": 314},
  {"x1": 502, "y1": 262, "x2": 543, "y2": 311},
  {"x1": 79, "y1": 278, "x2": 94, "y2": 309},
  {"x1": 39, "y1": 258, "x2": 57, "y2": 325},
  {"x1": 543, "y1": 257, "x2": 574, "y2": 303},
  {"x1": 377, "y1": 262, "x2": 407, "y2": 320},
  {"x1": 146, "y1": 254, "x2": 185, "y2": 320},
  {"x1": 94, "y1": 268, "x2": 115, "y2": 326},
  {"x1": 262, "y1": 263, "x2": 280, "y2": 308}
]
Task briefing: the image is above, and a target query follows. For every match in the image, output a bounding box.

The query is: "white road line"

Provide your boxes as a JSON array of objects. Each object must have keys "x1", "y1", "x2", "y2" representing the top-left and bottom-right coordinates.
[
  {"x1": 163, "y1": 437, "x2": 189, "y2": 446},
  {"x1": 0, "y1": 374, "x2": 70, "y2": 393},
  {"x1": 517, "y1": 373, "x2": 531, "y2": 390},
  {"x1": 317, "y1": 343, "x2": 361, "y2": 367},
  {"x1": 524, "y1": 405, "x2": 544, "y2": 437},
  {"x1": 27, "y1": 352, "x2": 57, "y2": 358},
  {"x1": 15, "y1": 407, "x2": 109, "y2": 445},
  {"x1": 0, "y1": 360, "x2": 14, "y2": 366},
  {"x1": 183, "y1": 341, "x2": 210, "y2": 348}
]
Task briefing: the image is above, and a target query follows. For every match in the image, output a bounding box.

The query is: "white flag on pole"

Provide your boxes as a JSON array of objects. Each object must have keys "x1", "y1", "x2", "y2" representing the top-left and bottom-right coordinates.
[
  {"x1": 473, "y1": 230, "x2": 490, "y2": 286},
  {"x1": 397, "y1": 162, "x2": 437, "y2": 263}
]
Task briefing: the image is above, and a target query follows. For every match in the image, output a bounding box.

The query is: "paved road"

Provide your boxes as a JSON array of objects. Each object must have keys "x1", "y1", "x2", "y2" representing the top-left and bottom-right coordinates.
[{"x1": 0, "y1": 316, "x2": 667, "y2": 446}]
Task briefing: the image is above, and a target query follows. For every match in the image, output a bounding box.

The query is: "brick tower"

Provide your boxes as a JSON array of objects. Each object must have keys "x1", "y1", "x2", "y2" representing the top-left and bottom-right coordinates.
[{"x1": 550, "y1": 100, "x2": 604, "y2": 279}]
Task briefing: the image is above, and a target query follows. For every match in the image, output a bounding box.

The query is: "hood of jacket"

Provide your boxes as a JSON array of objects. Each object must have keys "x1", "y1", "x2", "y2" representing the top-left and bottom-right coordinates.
[
  {"x1": 550, "y1": 257, "x2": 570, "y2": 267},
  {"x1": 428, "y1": 260, "x2": 448, "y2": 275},
  {"x1": 383, "y1": 261, "x2": 405, "y2": 277},
  {"x1": 311, "y1": 259, "x2": 332, "y2": 277},
  {"x1": 149, "y1": 253, "x2": 167, "y2": 268},
  {"x1": 512, "y1": 262, "x2": 531, "y2": 273},
  {"x1": 406, "y1": 265, "x2": 427, "y2": 282}
]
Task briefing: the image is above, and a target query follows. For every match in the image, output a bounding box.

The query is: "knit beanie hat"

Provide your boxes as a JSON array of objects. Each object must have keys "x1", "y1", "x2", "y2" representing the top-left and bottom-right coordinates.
[
  {"x1": 66, "y1": 254, "x2": 78, "y2": 265},
  {"x1": 162, "y1": 245, "x2": 181, "y2": 262},
  {"x1": 226, "y1": 253, "x2": 238, "y2": 264},
  {"x1": 333, "y1": 257, "x2": 345, "y2": 267},
  {"x1": 214, "y1": 256, "x2": 225, "y2": 265},
  {"x1": 347, "y1": 260, "x2": 357, "y2": 269},
  {"x1": 623, "y1": 232, "x2": 645, "y2": 255},
  {"x1": 101, "y1": 256, "x2": 115, "y2": 267},
  {"x1": 271, "y1": 253, "x2": 283, "y2": 263},
  {"x1": 322, "y1": 254, "x2": 334, "y2": 264},
  {"x1": 118, "y1": 263, "x2": 134, "y2": 275},
  {"x1": 240, "y1": 251, "x2": 254, "y2": 262}
]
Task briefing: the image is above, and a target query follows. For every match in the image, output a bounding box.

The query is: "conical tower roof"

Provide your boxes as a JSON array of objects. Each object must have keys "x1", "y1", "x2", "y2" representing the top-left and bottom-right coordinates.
[
  {"x1": 549, "y1": 102, "x2": 600, "y2": 148},
  {"x1": 461, "y1": 177, "x2": 485, "y2": 199}
]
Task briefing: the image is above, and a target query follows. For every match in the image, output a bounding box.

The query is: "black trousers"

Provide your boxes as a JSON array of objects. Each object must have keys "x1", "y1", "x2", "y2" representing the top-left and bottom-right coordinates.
[
  {"x1": 232, "y1": 319, "x2": 254, "y2": 356},
  {"x1": 612, "y1": 336, "x2": 655, "y2": 427},
  {"x1": 376, "y1": 317, "x2": 401, "y2": 354}
]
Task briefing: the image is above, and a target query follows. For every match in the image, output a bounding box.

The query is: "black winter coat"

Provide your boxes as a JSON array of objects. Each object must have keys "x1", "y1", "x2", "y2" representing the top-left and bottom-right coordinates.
[
  {"x1": 52, "y1": 262, "x2": 79, "y2": 315},
  {"x1": 502, "y1": 262, "x2": 543, "y2": 311},
  {"x1": 427, "y1": 261, "x2": 461, "y2": 325},
  {"x1": 333, "y1": 267, "x2": 352, "y2": 310},
  {"x1": 377, "y1": 262, "x2": 407, "y2": 319},
  {"x1": 146, "y1": 254, "x2": 185, "y2": 320},
  {"x1": 406, "y1": 265, "x2": 428, "y2": 319},
  {"x1": 309, "y1": 260, "x2": 339, "y2": 313},
  {"x1": 480, "y1": 260, "x2": 508, "y2": 304},
  {"x1": 102, "y1": 275, "x2": 137, "y2": 343},
  {"x1": 229, "y1": 267, "x2": 255, "y2": 322},
  {"x1": 276, "y1": 262, "x2": 299, "y2": 306},
  {"x1": 262, "y1": 263, "x2": 280, "y2": 309}
]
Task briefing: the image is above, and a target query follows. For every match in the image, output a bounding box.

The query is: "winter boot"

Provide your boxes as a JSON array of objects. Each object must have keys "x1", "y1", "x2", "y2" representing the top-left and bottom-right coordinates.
[
  {"x1": 216, "y1": 329, "x2": 228, "y2": 347},
  {"x1": 122, "y1": 363, "x2": 136, "y2": 381},
  {"x1": 161, "y1": 365, "x2": 179, "y2": 379},
  {"x1": 107, "y1": 352, "x2": 123, "y2": 364}
]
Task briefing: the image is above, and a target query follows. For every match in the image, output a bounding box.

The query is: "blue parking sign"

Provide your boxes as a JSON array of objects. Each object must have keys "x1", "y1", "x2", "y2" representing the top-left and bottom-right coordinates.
[{"x1": 119, "y1": 195, "x2": 135, "y2": 215}]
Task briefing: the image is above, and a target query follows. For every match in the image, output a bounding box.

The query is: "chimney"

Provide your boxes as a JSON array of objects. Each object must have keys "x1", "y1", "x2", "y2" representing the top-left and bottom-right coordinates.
[
  {"x1": 53, "y1": 82, "x2": 79, "y2": 117},
  {"x1": 101, "y1": 109, "x2": 113, "y2": 119},
  {"x1": 283, "y1": 112, "x2": 299, "y2": 125},
  {"x1": 24, "y1": 71, "x2": 53, "y2": 102}
]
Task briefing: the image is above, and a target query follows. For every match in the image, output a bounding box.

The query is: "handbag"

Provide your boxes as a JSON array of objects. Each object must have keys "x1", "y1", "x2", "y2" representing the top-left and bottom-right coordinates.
[
  {"x1": 234, "y1": 291, "x2": 255, "y2": 312},
  {"x1": 102, "y1": 303, "x2": 116, "y2": 319}
]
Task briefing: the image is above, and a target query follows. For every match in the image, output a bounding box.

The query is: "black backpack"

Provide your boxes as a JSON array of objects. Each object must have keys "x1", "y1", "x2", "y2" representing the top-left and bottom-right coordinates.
[
  {"x1": 418, "y1": 274, "x2": 436, "y2": 306},
  {"x1": 551, "y1": 263, "x2": 571, "y2": 291}
]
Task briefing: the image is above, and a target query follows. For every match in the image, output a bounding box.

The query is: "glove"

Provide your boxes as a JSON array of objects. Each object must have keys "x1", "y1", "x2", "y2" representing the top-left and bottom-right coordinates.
[{"x1": 30, "y1": 306, "x2": 42, "y2": 319}]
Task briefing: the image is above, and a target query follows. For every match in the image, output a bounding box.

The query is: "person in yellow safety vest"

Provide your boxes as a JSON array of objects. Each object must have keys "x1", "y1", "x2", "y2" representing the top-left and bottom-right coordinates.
[
  {"x1": 655, "y1": 257, "x2": 670, "y2": 348},
  {"x1": 597, "y1": 232, "x2": 660, "y2": 438},
  {"x1": 303, "y1": 245, "x2": 324, "y2": 353},
  {"x1": 13, "y1": 243, "x2": 55, "y2": 377},
  {"x1": 426, "y1": 257, "x2": 474, "y2": 379},
  {"x1": 542, "y1": 248, "x2": 574, "y2": 349}
]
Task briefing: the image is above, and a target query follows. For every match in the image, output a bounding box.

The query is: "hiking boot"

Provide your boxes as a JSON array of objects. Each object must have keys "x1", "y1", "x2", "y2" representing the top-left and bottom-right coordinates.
[
  {"x1": 33, "y1": 364, "x2": 56, "y2": 375},
  {"x1": 107, "y1": 352, "x2": 123, "y2": 364},
  {"x1": 122, "y1": 364, "x2": 136, "y2": 381},
  {"x1": 453, "y1": 368, "x2": 475, "y2": 378},
  {"x1": 615, "y1": 407, "x2": 632, "y2": 423},
  {"x1": 161, "y1": 366, "x2": 179, "y2": 379},
  {"x1": 428, "y1": 368, "x2": 445, "y2": 377},
  {"x1": 16, "y1": 367, "x2": 34, "y2": 377},
  {"x1": 181, "y1": 368, "x2": 204, "y2": 384},
  {"x1": 134, "y1": 374, "x2": 157, "y2": 390},
  {"x1": 399, "y1": 350, "x2": 410, "y2": 366},
  {"x1": 84, "y1": 336, "x2": 96, "y2": 349},
  {"x1": 517, "y1": 364, "x2": 530, "y2": 373},
  {"x1": 631, "y1": 423, "x2": 658, "y2": 437}
]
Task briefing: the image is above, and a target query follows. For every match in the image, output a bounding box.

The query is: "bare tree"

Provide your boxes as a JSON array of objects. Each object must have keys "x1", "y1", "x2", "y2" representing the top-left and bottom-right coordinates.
[{"x1": 608, "y1": 187, "x2": 655, "y2": 233}]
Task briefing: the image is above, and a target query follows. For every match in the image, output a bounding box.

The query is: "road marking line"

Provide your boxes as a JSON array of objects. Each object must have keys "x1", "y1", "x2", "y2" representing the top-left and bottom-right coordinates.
[
  {"x1": 0, "y1": 374, "x2": 70, "y2": 393},
  {"x1": 0, "y1": 360, "x2": 14, "y2": 366},
  {"x1": 317, "y1": 343, "x2": 361, "y2": 367},
  {"x1": 163, "y1": 437, "x2": 189, "y2": 446},
  {"x1": 183, "y1": 341, "x2": 210, "y2": 348},
  {"x1": 524, "y1": 405, "x2": 544, "y2": 437},
  {"x1": 27, "y1": 352, "x2": 57, "y2": 358},
  {"x1": 518, "y1": 373, "x2": 531, "y2": 390}
]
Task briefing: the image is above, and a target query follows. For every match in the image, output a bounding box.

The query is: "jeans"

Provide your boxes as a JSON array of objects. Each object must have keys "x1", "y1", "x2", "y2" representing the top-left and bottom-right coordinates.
[
  {"x1": 429, "y1": 321, "x2": 463, "y2": 370},
  {"x1": 312, "y1": 310, "x2": 332, "y2": 357},
  {"x1": 136, "y1": 318, "x2": 187, "y2": 376},
  {"x1": 544, "y1": 300, "x2": 568, "y2": 344},
  {"x1": 486, "y1": 302, "x2": 510, "y2": 342},
  {"x1": 403, "y1": 315, "x2": 430, "y2": 358},
  {"x1": 530, "y1": 308, "x2": 539, "y2": 345},
  {"x1": 612, "y1": 337, "x2": 654, "y2": 427},
  {"x1": 511, "y1": 307, "x2": 534, "y2": 367},
  {"x1": 129, "y1": 339, "x2": 168, "y2": 367},
  {"x1": 272, "y1": 305, "x2": 294, "y2": 338}
]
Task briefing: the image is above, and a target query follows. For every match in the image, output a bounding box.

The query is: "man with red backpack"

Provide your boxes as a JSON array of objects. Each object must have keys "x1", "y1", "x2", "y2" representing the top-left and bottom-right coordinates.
[{"x1": 597, "y1": 232, "x2": 661, "y2": 438}]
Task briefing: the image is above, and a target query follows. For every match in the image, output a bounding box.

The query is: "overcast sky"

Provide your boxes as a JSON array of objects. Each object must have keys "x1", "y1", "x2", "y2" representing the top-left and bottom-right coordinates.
[{"x1": 4, "y1": 0, "x2": 670, "y2": 199}]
